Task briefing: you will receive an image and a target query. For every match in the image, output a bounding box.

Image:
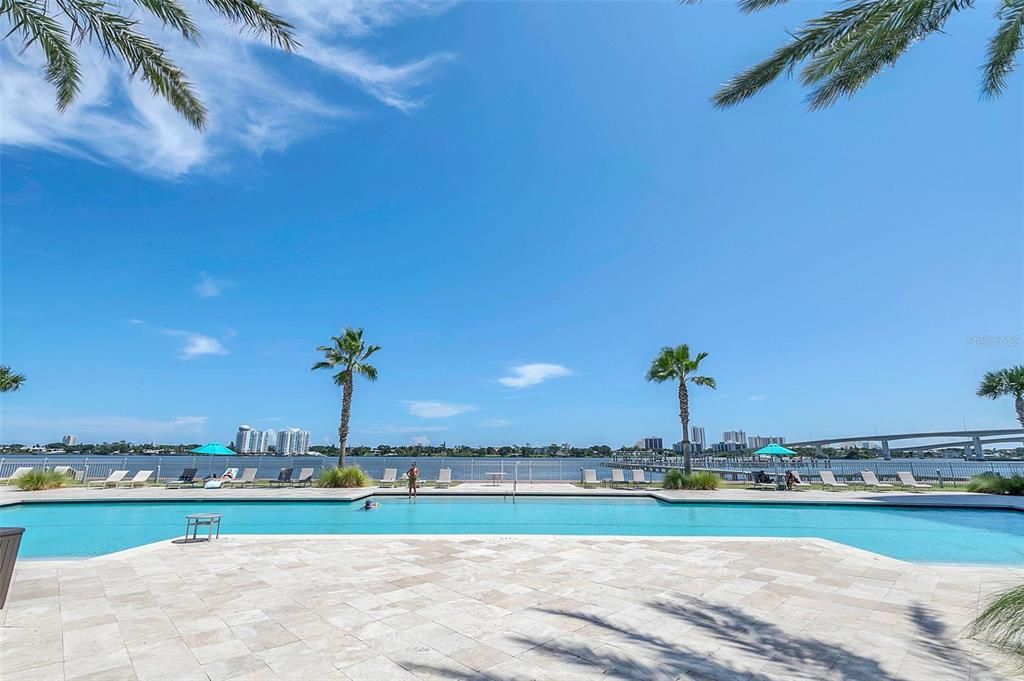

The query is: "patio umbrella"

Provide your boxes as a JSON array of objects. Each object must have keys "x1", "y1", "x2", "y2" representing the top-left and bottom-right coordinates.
[
  {"x1": 190, "y1": 442, "x2": 235, "y2": 455},
  {"x1": 753, "y1": 444, "x2": 798, "y2": 487}
]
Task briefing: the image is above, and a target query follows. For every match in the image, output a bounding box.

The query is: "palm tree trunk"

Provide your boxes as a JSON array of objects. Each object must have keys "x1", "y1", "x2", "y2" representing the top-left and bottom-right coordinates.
[
  {"x1": 338, "y1": 372, "x2": 353, "y2": 468},
  {"x1": 678, "y1": 381, "x2": 691, "y2": 474},
  {"x1": 1016, "y1": 395, "x2": 1024, "y2": 429}
]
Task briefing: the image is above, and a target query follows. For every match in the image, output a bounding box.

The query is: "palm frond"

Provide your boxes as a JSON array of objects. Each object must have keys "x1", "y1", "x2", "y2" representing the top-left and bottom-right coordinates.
[
  {"x1": 690, "y1": 375, "x2": 717, "y2": 389},
  {"x1": 0, "y1": 365, "x2": 27, "y2": 392},
  {"x1": 3, "y1": 0, "x2": 81, "y2": 111},
  {"x1": 738, "y1": 0, "x2": 791, "y2": 13},
  {"x1": 977, "y1": 366, "x2": 1024, "y2": 398},
  {"x1": 131, "y1": 0, "x2": 200, "y2": 43},
  {"x1": 355, "y1": 364, "x2": 378, "y2": 382},
  {"x1": 57, "y1": 0, "x2": 208, "y2": 128},
  {"x1": 202, "y1": 0, "x2": 298, "y2": 51},
  {"x1": 982, "y1": 0, "x2": 1024, "y2": 97}
]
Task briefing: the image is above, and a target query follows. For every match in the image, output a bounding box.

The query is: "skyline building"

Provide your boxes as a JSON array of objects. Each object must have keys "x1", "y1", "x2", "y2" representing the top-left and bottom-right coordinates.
[
  {"x1": 235, "y1": 425, "x2": 276, "y2": 453},
  {"x1": 722, "y1": 430, "x2": 747, "y2": 446},
  {"x1": 747, "y1": 435, "x2": 786, "y2": 450},
  {"x1": 637, "y1": 436, "x2": 663, "y2": 451},
  {"x1": 62, "y1": 434, "x2": 77, "y2": 446},
  {"x1": 277, "y1": 428, "x2": 310, "y2": 456},
  {"x1": 691, "y1": 426, "x2": 706, "y2": 448}
]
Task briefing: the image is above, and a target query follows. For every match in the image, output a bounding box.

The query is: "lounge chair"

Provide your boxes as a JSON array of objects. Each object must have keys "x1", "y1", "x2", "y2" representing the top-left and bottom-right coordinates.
[
  {"x1": 860, "y1": 470, "x2": 893, "y2": 490},
  {"x1": 118, "y1": 470, "x2": 153, "y2": 488},
  {"x1": 897, "y1": 471, "x2": 932, "y2": 491},
  {"x1": 379, "y1": 468, "x2": 398, "y2": 488},
  {"x1": 220, "y1": 468, "x2": 239, "y2": 483},
  {"x1": 790, "y1": 471, "x2": 812, "y2": 490},
  {"x1": 610, "y1": 469, "x2": 627, "y2": 488},
  {"x1": 294, "y1": 468, "x2": 314, "y2": 487},
  {"x1": 436, "y1": 468, "x2": 452, "y2": 488},
  {"x1": 90, "y1": 470, "x2": 128, "y2": 488},
  {"x1": 225, "y1": 468, "x2": 258, "y2": 488},
  {"x1": 750, "y1": 471, "x2": 775, "y2": 490},
  {"x1": 52, "y1": 465, "x2": 75, "y2": 478},
  {"x1": 269, "y1": 468, "x2": 293, "y2": 487},
  {"x1": 631, "y1": 469, "x2": 648, "y2": 488},
  {"x1": 165, "y1": 468, "x2": 198, "y2": 489},
  {"x1": 581, "y1": 469, "x2": 599, "y2": 488},
  {"x1": 819, "y1": 470, "x2": 849, "y2": 490},
  {"x1": 1, "y1": 467, "x2": 33, "y2": 484}
]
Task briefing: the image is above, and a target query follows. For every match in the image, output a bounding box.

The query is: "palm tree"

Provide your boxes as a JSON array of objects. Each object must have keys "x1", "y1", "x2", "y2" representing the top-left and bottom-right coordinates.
[
  {"x1": 686, "y1": 0, "x2": 1024, "y2": 109},
  {"x1": 2, "y1": 0, "x2": 298, "y2": 129},
  {"x1": 978, "y1": 365, "x2": 1024, "y2": 428},
  {"x1": 311, "y1": 328, "x2": 380, "y2": 468},
  {"x1": 0, "y1": 365, "x2": 26, "y2": 392},
  {"x1": 646, "y1": 345, "x2": 716, "y2": 474}
]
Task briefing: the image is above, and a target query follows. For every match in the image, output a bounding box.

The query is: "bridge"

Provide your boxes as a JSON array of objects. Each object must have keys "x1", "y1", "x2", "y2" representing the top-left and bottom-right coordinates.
[{"x1": 786, "y1": 429, "x2": 1024, "y2": 460}]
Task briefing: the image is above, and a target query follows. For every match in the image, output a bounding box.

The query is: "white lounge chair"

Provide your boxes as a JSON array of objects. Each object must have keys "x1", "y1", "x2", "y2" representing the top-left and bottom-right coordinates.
[
  {"x1": 436, "y1": 468, "x2": 452, "y2": 488},
  {"x1": 1, "y1": 467, "x2": 33, "y2": 484},
  {"x1": 52, "y1": 465, "x2": 75, "y2": 478},
  {"x1": 90, "y1": 470, "x2": 129, "y2": 488},
  {"x1": 380, "y1": 468, "x2": 398, "y2": 488},
  {"x1": 819, "y1": 471, "x2": 848, "y2": 490},
  {"x1": 118, "y1": 470, "x2": 153, "y2": 488},
  {"x1": 610, "y1": 469, "x2": 627, "y2": 488},
  {"x1": 860, "y1": 470, "x2": 893, "y2": 490},
  {"x1": 220, "y1": 468, "x2": 240, "y2": 482},
  {"x1": 790, "y1": 471, "x2": 812, "y2": 490},
  {"x1": 294, "y1": 468, "x2": 315, "y2": 487},
  {"x1": 631, "y1": 469, "x2": 648, "y2": 488},
  {"x1": 581, "y1": 469, "x2": 599, "y2": 488},
  {"x1": 897, "y1": 471, "x2": 932, "y2": 491},
  {"x1": 225, "y1": 468, "x2": 258, "y2": 488},
  {"x1": 750, "y1": 472, "x2": 776, "y2": 490}
]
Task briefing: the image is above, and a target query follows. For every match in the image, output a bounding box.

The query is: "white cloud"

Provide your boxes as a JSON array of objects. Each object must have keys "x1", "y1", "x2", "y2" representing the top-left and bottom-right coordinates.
[
  {"x1": 193, "y1": 272, "x2": 232, "y2": 298},
  {"x1": 403, "y1": 400, "x2": 476, "y2": 419},
  {"x1": 0, "y1": 1, "x2": 454, "y2": 177},
  {"x1": 749, "y1": 395, "x2": 768, "y2": 401},
  {"x1": 498, "y1": 363, "x2": 572, "y2": 389},
  {"x1": 410, "y1": 435, "x2": 431, "y2": 445},
  {"x1": 0, "y1": 412, "x2": 207, "y2": 442},
  {"x1": 127, "y1": 319, "x2": 145, "y2": 325},
  {"x1": 480, "y1": 418, "x2": 512, "y2": 427},
  {"x1": 161, "y1": 329, "x2": 229, "y2": 359}
]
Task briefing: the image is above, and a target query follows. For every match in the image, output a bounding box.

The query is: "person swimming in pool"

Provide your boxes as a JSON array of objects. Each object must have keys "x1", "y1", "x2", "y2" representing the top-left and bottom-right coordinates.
[
  {"x1": 363, "y1": 500, "x2": 378, "y2": 510},
  {"x1": 407, "y1": 461, "x2": 419, "y2": 498}
]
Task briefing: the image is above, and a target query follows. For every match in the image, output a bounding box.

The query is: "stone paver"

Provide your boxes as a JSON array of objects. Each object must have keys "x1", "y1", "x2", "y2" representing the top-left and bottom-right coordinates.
[{"x1": 1, "y1": 535, "x2": 1019, "y2": 680}]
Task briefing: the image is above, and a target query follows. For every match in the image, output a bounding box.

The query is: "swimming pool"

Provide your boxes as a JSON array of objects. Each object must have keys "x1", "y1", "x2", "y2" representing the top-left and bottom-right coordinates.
[{"x1": 3, "y1": 496, "x2": 1023, "y2": 564}]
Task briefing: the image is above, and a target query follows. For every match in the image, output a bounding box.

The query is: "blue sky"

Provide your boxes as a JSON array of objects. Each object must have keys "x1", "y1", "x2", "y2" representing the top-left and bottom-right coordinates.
[{"x1": 2, "y1": 1, "x2": 1022, "y2": 447}]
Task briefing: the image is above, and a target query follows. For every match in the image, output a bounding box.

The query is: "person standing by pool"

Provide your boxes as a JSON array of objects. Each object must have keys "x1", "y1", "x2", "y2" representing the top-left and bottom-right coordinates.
[{"x1": 407, "y1": 461, "x2": 419, "y2": 498}]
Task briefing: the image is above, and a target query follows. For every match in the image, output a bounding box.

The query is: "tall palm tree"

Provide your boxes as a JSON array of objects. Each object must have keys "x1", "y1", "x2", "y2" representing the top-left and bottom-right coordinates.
[
  {"x1": 978, "y1": 365, "x2": 1024, "y2": 428},
  {"x1": 0, "y1": 365, "x2": 26, "y2": 392},
  {"x1": 311, "y1": 328, "x2": 380, "y2": 468},
  {"x1": 1, "y1": 0, "x2": 298, "y2": 129},
  {"x1": 686, "y1": 0, "x2": 1024, "y2": 109},
  {"x1": 646, "y1": 345, "x2": 716, "y2": 474}
]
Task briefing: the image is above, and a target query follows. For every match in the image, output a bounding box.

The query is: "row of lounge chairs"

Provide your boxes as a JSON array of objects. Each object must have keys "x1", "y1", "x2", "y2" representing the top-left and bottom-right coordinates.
[{"x1": 378, "y1": 467, "x2": 452, "y2": 488}]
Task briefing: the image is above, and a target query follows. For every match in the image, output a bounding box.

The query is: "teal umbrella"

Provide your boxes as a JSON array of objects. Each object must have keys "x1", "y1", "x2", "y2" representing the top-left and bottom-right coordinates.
[
  {"x1": 753, "y1": 444, "x2": 797, "y2": 489},
  {"x1": 191, "y1": 442, "x2": 235, "y2": 455},
  {"x1": 753, "y1": 444, "x2": 797, "y2": 457}
]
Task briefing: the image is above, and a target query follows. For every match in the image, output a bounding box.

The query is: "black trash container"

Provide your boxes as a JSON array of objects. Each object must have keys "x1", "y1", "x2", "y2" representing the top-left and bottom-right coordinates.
[{"x1": 0, "y1": 527, "x2": 24, "y2": 609}]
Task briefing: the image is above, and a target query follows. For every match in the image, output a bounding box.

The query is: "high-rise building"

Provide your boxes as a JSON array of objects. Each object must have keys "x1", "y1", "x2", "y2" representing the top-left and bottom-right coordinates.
[
  {"x1": 722, "y1": 430, "x2": 746, "y2": 446},
  {"x1": 235, "y1": 425, "x2": 256, "y2": 453},
  {"x1": 748, "y1": 435, "x2": 787, "y2": 450},
  {"x1": 673, "y1": 440, "x2": 703, "y2": 454},
  {"x1": 638, "y1": 436, "x2": 663, "y2": 451},
  {"x1": 62, "y1": 434, "x2": 77, "y2": 446},
  {"x1": 691, "y1": 426, "x2": 706, "y2": 448},
  {"x1": 277, "y1": 428, "x2": 310, "y2": 455},
  {"x1": 260, "y1": 430, "x2": 275, "y2": 454}
]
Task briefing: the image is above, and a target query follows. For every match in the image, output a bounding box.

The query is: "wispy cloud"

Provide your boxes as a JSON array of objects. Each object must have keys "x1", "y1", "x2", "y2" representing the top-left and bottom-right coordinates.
[
  {"x1": 403, "y1": 400, "x2": 476, "y2": 419},
  {"x1": 480, "y1": 418, "x2": 512, "y2": 427},
  {"x1": 498, "y1": 363, "x2": 572, "y2": 389},
  {"x1": 0, "y1": 2, "x2": 455, "y2": 177},
  {"x1": 193, "y1": 272, "x2": 233, "y2": 298},
  {"x1": 127, "y1": 319, "x2": 145, "y2": 325},
  {"x1": 1, "y1": 412, "x2": 207, "y2": 441},
  {"x1": 748, "y1": 395, "x2": 768, "y2": 402},
  {"x1": 161, "y1": 329, "x2": 229, "y2": 359},
  {"x1": 411, "y1": 435, "x2": 431, "y2": 445},
  {"x1": 359, "y1": 425, "x2": 450, "y2": 435}
]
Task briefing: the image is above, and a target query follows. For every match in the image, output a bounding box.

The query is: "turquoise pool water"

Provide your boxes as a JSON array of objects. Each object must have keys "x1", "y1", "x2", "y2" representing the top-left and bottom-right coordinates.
[{"x1": 2, "y1": 497, "x2": 1023, "y2": 564}]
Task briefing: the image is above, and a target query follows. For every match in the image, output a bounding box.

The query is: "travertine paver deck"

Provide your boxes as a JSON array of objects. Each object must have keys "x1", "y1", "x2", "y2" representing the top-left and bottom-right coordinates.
[{"x1": 1, "y1": 535, "x2": 1018, "y2": 680}]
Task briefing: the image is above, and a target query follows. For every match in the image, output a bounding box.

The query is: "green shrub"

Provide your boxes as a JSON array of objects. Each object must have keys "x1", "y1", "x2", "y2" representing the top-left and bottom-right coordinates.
[
  {"x1": 662, "y1": 469, "x2": 720, "y2": 491},
  {"x1": 972, "y1": 584, "x2": 1024, "y2": 655},
  {"x1": 17, "y1": 469, "x2": 67, "y2": 491},
  {"x1": 316, "y1": 466, "x2": 370, "y2": 488},
  {"x1": 967, "y1": 473, "x2": 1024, "y2": 496}
]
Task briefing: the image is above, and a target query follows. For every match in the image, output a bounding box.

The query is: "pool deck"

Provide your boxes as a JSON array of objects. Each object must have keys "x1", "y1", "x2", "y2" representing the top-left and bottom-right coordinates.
[
  {"x1": 2, "y1": 534, "x2": 1019, "y2": 680},
  {"x1": 3, "y1": 482, "x2": 1024, "y2": 511}
]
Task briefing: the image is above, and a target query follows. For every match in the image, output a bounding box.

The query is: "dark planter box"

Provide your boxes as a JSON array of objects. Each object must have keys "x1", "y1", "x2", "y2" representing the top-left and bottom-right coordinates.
[{"x1": 0, "y1": 528, "x2": 24, "y2": 610}]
